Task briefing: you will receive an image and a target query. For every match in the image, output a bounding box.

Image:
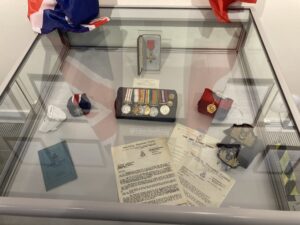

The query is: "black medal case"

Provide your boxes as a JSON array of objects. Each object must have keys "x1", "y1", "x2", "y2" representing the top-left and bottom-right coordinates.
[{"x1": 115, "y1": 87, "x2": 177, "y2": 122}]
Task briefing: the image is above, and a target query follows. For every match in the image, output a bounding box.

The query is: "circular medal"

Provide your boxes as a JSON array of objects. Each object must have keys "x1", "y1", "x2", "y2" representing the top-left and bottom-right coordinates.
[
  {"x1": 150, "y1": 107, "x2": 159, "y2": 117},
  {"x1": 207, "y1": 103, "x2": 217, "y2": 114},
  {"x1": 138, "y1": 105, "x2": 144, "y2": 115},
  {"x1": 160, "y1": 105, "x2": 170, "y2": 115},
  {"x1": 167, "y1": 101, "x2": 173, "y2": 107},
  {"x1": 121, "y1": 104, "x2": 131, "y2": 114},
  {"x1": 144, "y1": 105, "x2": 151, "y2": 115},
  {"x1": 132, "y1": 105, "x2": 139, "y2": 115},
  {"x1": 169, "y1": 93, "x2": 175, "y2": 100}
]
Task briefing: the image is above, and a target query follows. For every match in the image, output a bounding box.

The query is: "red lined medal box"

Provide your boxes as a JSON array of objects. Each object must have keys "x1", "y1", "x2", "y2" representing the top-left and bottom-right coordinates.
[{"x1": 198, "y1": 88, "x2": 233, "y2": 121}]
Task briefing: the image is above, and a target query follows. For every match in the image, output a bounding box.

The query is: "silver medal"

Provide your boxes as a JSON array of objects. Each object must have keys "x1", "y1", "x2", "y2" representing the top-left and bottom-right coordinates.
[
  {"x1": 121, "y1": 104, "x2": 131, "y2": 114},
  {"x1": 160, "y1": 105, "x2": 170, "y2": 115},
  {"x1": 150, "y1": 107, "x2": 159, "y2": 117}
]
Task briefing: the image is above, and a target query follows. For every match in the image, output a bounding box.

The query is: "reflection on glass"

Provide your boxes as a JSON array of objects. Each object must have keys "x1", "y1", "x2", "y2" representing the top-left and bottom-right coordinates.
[
  {"x1": 16, "y1": 31, "x2": 65, "y2": 106},
  {"x1": 0, "y1": 82, "x2": 31, "y2": 181}
]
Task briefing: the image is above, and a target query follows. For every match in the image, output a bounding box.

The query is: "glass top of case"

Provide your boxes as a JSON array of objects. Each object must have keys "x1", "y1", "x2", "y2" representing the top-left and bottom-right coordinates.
[{"x1": 1, "y1": 7, "x2": 300, "y2": 211}]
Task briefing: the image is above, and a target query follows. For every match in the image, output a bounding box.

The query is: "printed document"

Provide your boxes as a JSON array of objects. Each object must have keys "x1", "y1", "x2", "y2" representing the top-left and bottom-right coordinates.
[
  {"x1": 168, "y1": 123, "x2": 220, "y2": 170},
  {"x1": 178, "y1": 151, "x2": 235, "y2": 207},
  {"x1": 111, "y1": 138, "x2": 187, "y2": 205},
  {"x1": 168, "y1": 123, "x2": 235, "y2": 207}
]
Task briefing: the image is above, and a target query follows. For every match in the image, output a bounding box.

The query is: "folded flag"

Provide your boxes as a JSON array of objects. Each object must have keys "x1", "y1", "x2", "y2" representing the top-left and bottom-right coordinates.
[
  {"x1": 28, "y1": 0, "x2": 110, "y2": 34},
  {"x1": 209, "y1": 0, "x2": 257, "y2": 23}
]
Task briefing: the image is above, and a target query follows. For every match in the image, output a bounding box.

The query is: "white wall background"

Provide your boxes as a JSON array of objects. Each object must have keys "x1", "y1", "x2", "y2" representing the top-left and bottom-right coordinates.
[
  {"x1": 0, "y1": 0, "x2": 36, "y2": 85},
  {"x1": 0, "y1": 0, "x2": 299, "y2": 96},
  {"x1": 253, "y1": 0, "x2": 300, "y2": 96}
]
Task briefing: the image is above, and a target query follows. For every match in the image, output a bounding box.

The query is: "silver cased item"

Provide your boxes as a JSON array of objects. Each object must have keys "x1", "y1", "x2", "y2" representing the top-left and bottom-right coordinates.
[{"x1": 137, "y1": 34, "x2": 161, "y2": 75}]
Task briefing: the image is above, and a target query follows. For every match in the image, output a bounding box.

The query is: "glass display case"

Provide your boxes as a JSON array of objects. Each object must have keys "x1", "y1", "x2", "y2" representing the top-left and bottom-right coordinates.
[{"x1": 1, "y1": 7, "x2": 300, "y2": 225}]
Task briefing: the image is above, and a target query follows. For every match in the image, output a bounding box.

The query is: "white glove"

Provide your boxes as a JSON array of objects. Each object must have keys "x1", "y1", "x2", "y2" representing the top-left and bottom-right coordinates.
[{"x1": 39, "y1": 105, "x2": 67, "y2": 133}]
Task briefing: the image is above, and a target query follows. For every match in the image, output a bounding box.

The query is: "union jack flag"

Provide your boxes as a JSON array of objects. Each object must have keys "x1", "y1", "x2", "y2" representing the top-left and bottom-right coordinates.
[
  {"x1": 28, "y1": 0, "x2": 110, "y2": 34},
  {"x1": 209, "y1": 0, "x2": 257, "y2": 22}
]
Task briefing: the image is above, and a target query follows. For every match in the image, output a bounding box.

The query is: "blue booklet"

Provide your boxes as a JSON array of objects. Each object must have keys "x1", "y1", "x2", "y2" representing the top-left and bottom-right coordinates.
[{"x1": 38, "y1": 141, "x2": 77, "y2": 191}]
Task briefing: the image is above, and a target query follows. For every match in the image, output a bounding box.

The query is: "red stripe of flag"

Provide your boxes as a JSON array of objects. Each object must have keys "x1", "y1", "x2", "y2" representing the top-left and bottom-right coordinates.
[
  {"x1": 89, "y1": 17, "x2": 111, "y2": 28},
  {"x1": 209, "y1": 0, "x2": 257, "y2": 22},
  {"x1": 27, "y1": 0, "x2": 44, "y2": 17}
]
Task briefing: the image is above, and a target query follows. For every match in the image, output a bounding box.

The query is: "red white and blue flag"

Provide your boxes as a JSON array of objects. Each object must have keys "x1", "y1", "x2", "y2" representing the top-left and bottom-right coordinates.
[{"x1": 28, "y1": 0, "x2": 110, "y2": 34}]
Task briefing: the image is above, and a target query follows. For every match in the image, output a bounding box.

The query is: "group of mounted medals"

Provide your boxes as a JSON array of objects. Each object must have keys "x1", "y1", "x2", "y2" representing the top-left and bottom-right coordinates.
[{"x1": 121, "y1": 88, "x2": 175, "y2": 117}]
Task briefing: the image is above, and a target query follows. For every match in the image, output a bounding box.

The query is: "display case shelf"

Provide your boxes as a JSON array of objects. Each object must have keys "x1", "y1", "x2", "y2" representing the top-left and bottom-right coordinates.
[{"x1": 0, "y1": 7, "x2": 300, "y2": 225}]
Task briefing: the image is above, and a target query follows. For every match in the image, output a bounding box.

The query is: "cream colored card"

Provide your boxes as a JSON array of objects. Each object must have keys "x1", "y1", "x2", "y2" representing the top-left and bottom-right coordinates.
[
  {"x1": 133, "y1": 78, "x2": 160, "y2": 89},
  {"x1": 168, "y1": 123, "x2": 220, "y2": 170},
  {"x1": 111, "y1": 138, "x2": 187, "y2": 205}
]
